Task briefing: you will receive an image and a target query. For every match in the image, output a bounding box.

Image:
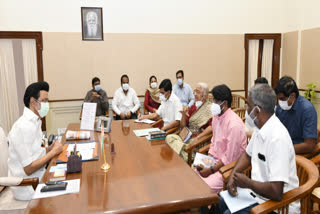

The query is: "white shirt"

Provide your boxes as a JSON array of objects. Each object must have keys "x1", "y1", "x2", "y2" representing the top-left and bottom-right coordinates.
[
  {"x1": 112, "y1": 87, "x2": 140, "y2": 115},
  {"x1": 157, "y1": 93, "x2": 183, "y2": 126},
  {"x1": 8, "y1": 107, "x2": 46, "y2": 200},
  {"x1": 246, "y1": 114, "x2": 300, "y2": 214}
]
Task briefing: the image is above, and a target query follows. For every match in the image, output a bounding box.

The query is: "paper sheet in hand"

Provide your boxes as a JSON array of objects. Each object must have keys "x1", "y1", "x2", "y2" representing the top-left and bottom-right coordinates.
[
  {"x1": 220, "y1": 188, "x2": 257, "y2": 213},
  {"x1": 80, "y1": 102, "x2": 97, "y2": 130},
  {"x1": 193, "y1": 153, "x2": 215, "y2": 168},
  {"x1": 134, "y1": 119, "x2": 155, "y2": 124},
  {"x1": 133, "y1": 128, "x2": 160, "y2": 137},
  {"x1": 32, "y1": 179, "x2": 80, "y2": 199}
]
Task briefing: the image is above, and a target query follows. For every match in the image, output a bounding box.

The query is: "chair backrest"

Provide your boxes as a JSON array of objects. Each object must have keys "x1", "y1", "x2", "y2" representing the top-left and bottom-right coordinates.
[
  {"x1": 231, "y1": 94, "x2": 247, "y2": 109},
  {"x1": 0, "y1": 127, "x2": 8, "y2": 193},
  {"x1": 233, "y1": 107, "x2": 246, "y2": 122}
]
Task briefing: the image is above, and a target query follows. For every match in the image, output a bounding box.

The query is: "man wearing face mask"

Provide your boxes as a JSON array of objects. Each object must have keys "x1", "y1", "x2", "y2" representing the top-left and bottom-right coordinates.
[
  {"x1": 216, "y1": 84, "x2": 299, "y2": 214},
  {"x1": 84, "y1": 77, "x2": 109, "y2": 116},
  {"x1": 274, "y1": 76, "x2": 317, "y2": 154},
  {"x1": 7, "y1": 81, "x2": 63, "y2": 200},
  {"x1": 173, "y1": 70, "x2": 195, "y2": 109},
  {"x1": 165, "y1": 83, "x2": 212, "y2": 161},
  {"x1": 138, "y1": 79, "x2": 182, "y2": 131},
  {"x1": 113, "y1": 74, "x2": 140, "y2": 120},
  {"x1": 194, "y1": 84, "x2": 247, "y2": 197}
]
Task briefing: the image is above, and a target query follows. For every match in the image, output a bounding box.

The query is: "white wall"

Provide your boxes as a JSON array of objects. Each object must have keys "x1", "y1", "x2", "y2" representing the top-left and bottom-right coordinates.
[{"x1": 0, "y1": 0, "x2": 287, "y2": 34}]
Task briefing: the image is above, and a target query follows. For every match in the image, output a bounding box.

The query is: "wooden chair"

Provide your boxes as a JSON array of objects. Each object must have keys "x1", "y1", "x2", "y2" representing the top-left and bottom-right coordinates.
[
  {"x1": 151, "y1": 119, "x2": 180, "y2": 135},
  {"x1": 231, "y1": 94, "x2": 247, "y2": 109},
  {"x1": 220, "y1": 155, "x2": 319, "y2": 214},
  {"x1": 183, "y1": 133, "x2": 213, "y2": 165},
  {"x1": 233, "y1": 107, "x2": 246, "y2": 122}
]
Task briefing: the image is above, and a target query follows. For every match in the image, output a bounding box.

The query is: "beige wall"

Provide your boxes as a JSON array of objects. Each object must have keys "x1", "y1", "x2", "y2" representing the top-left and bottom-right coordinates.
[
  {"x1": 299, "y1": 27, "x2": 320, "y2": 88},
  {"x1": 43, "y1": 32, "x2": 245, "y2": 100},
  {"x1": 281, "y1": 31, "x2": 298, "y2": 79}
]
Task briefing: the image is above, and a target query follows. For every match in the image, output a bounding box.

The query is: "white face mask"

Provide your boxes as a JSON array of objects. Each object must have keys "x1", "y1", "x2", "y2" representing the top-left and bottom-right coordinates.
[
  {"x1": 122, "y1": 83, "x2": 129, "y2": 91},
  {"x1": 245, "y1": 106, "x2": 259, "y2": 128},
  {"x1": 195, "y1": 101, "x2": 203, "y2": 108},
  {"x1": 159, "y1": 93, "x2": 167, "y2": 102},
  {"x1": 279, "y1": 95, "x2": 293, "y2": 110},
  {"x1": 37, "y1": 101, "x2": 49, "y2": 118},
  {"x1": 150, "y1": 82, "x2": 157, "y2": 89},
  {"x1": 177, "y1": 78, "x2": 183, "y2": 86},
  {"x1": 211, "y1": 101, "x2": 224, "y2": 116},
  {"x1": 94, "y1": 84, "x2": 101, "y2": 91}
]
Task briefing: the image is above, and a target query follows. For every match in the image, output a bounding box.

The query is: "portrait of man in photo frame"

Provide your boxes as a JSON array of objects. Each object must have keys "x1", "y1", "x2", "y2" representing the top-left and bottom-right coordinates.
[{"x1": 81, "y1": 7, "x2": 104, "y2": 41}]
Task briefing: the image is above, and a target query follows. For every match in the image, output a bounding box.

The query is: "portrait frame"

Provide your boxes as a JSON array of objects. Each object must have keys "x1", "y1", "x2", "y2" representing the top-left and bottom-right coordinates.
[{"x1": 81, "y1": 7, "x2": 104, "y2": 41}]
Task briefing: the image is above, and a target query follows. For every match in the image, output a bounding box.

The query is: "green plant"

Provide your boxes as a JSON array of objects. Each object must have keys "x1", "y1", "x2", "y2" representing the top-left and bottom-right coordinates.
[{"x1": 304, "y1": 82, "x2": 317, "y2": 100}]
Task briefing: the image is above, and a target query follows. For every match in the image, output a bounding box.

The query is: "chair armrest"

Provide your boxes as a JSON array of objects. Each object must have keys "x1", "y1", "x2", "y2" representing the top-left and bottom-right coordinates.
[
  {"x1": 144, "y1": 108, "x2": 148, "y2": 115},
  {"x1": 300, "y1": 143, "x2": 320, "y2": 159},
  {"x1": 0, "y1": 177, "x2": 39, "y2": 190},
  {"x1": 219, "y1": 160, "x2": 238, "y2": 175},
  {"x1": 151, "y1": 119, "x2": 163, "y2": 128},
  {"x1": 198, "y1": 144, "x2": 210, "y2": 154},
  {"x1": 165, "y1": 126, "x2": 179, "y2": 135},
  {"x1": 184, "y1": 133, "x2": 213, "y2": 152}
]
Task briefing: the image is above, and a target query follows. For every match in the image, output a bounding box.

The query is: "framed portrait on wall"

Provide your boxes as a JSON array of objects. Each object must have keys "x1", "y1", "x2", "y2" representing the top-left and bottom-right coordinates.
[{"x1": 81, "y1": 7, "x2": 104, "y2": 41}]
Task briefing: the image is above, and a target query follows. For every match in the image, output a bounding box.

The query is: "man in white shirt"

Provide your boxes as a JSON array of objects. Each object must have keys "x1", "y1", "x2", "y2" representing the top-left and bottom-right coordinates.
[
  {"x1": 112, "y1": 74, "x2": 140, "y2": 120},
  {"x1": 173, "y1": 70, "x2": 195, "y2": 108},
  {"x1": 138, "y1": 79, "x2": 182, "y2": 131},
  {"x1": 215, "y1": 84, "x2": 300, "y2": 214},
  {"x1": 7, "y1": 81, "x2": 63, "y2": 200}
]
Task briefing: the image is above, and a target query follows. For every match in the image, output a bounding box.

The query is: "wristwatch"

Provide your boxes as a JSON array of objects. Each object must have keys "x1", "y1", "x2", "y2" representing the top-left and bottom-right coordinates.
[{"x1": 210, "y1": 166, "x2": 215, "y2": 174}]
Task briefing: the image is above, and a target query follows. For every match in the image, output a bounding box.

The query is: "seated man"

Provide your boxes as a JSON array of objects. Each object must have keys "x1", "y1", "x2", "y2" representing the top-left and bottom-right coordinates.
[
  {"x1": 173, "y1": 70, "x2": 195, "y2": 108},
  {"x1": 8, "y1": 81, "x2": 63, "y2": 200},
  {"x1": 113, "y1": 74, "x2": 140, "y2": 120},
  {"x1": 84, "y1": 77, "x2": 109, "y2": 116},
  {"x1": 274, "y1": 76, "x2": 317, "y2": 154},
  {"x1": 216, "y1": 84, "x2": 299, "y2": 214},
  {"x1": 165, "y1": 82, "x2": 212, "y2": 161},
  {"x1": 138, "y1": 79, "x2": 182, "y2": 131},
  {"x1": 195, "y1": 84, "x2": 247, "y2": 194}
]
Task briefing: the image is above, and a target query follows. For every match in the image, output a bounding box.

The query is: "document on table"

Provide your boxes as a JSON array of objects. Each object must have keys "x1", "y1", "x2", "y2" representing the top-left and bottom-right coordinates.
[
  {"x1": 32, "y1": 179, "x2": 80, "y2": 199},
  {"x1": 220, "y1": 188, "x2": 258, "y2": 213},
  {"x1": 67, "y1": 143, "x2": 95, "y2": 160},
  {"x1": 134, "y1": 119, "x2": 155, "y2": 124},
  {"x1": 80, "y1": 102, "x2": 97, "y2": 130},
  {"x1": 133, "y1": 128, "x2": 160, "y2": 137}
]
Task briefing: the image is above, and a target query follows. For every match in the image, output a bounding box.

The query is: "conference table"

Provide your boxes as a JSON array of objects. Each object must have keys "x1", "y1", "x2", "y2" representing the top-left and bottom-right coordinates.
[{"x1": 25, "y1": 120, "x2": 218, "y2": 214}]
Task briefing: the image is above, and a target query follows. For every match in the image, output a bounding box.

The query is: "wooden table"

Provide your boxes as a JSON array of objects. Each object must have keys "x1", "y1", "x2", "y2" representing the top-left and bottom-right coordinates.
[{"x1": 25, "y1": 120, "x2": 218, "y2": 214}]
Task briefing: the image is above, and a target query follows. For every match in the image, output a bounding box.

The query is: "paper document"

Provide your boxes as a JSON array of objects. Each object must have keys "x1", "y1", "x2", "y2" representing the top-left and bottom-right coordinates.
[
  {"x1": 32, "y1": 179, "x2": 80, "y2": 199},
  {"x1": 193, "y1": 153, "x2": 215, "y2": 168},
  {"x1": 67, "y1": 143, "x2": 95, "y2": 160},
  {"x1": 134, "y1": 119, "x2": 155, "y2": 124},
  {"x1": 133, "y1": 128, "x2": 160, "y2": 137},
  {"x1": 80, "y1": 102, "x2": 97, "y2": 130},
  {"x1": 220, "y1": 188, "x2": 258, "y2": 213},
  {"x1": 49, "y1": 164, "x2": 67, "y2": 173}
]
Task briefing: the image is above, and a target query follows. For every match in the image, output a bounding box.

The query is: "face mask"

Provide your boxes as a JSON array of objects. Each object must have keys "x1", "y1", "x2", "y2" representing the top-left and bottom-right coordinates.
[
  {"x1": 195, "y1": 101, "x2": 203, "y2": 108},
  {"x1": 150, "y1": 82, "x2": 157, "y2": 89},
  {"x1": 279, "y1": 95, "x2": 293, "y2": 110},
  {"x1": 37, "y1": 101, "x2": 49, "y2": 118},
  {"x1": 177, "y1": 78, "x2": 183, "y2": 86},
  {"x1": 94, "y1": 84, "x2": 101, "y2": 91},
  {"x1": 122, "y1": 83, "x2": 129, "y2": 91},
  {"x1": 245, "y1": 106, "x2": 259, "y2": 128},
  {"x1": 160, "y1": 93, "x2": 167, "y2": 102},
  {"x1": 211, "y1": 101, "x2": 224, "y2": 116}
]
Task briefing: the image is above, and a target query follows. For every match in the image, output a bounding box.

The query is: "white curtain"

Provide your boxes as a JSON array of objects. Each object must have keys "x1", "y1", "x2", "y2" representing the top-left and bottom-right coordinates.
[
  {"x1": 248, "y1": 40, "x2": 259, "y2": 91},
  {"x1": 261, "y1": 39, "x2": 274, "y2": 84},
  {"x1": 0, "y1": 40, "x2": 20, "y2": 135},
  {"x1": 22, "y1": 39, "x2": 38, "y2": 86}
]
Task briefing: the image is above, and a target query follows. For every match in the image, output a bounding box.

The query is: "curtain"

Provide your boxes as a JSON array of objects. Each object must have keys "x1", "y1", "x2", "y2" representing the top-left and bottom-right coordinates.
[
  {"x1": 248, "y1": 40, "x2": 259, "y2": 91},
  {"x1": 22, "y1": 39, "x2": 38, "y2": 86},
  {"x1": 261, "y1": 39, "x2": 274, "y2": 84},
  {"x1": 0, "y1": 40, "x2": 20, "y2": 134}
]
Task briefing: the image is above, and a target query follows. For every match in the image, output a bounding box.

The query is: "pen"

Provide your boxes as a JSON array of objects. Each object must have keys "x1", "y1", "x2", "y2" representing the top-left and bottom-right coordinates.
[{"x1": 74, "y1": 143, "x2": 77, "y2": 154}]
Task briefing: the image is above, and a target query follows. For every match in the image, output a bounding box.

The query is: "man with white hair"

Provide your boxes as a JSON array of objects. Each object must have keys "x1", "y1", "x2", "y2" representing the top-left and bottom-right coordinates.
[
  {"x1": 166, "y1": 82, "x2": 212, "y2": 161},
  {"x1": 85, "y1": 11, "x2": 101, "y2": 38}
]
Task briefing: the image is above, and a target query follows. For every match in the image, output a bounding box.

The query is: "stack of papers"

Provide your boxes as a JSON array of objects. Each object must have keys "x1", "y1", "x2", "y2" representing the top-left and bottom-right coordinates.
[
  {"x1": 133, "y1": 128, "x2": 160, "y2": 137},
  {"x1": 220, "y1": 188, "x2": 258, "y2": 213},
  {"x1": 134, "y1": 119, "x2": 155, "y2": 124},
  {"x1": 33, "y1": 179, "x2": 80, "y2": 199}
]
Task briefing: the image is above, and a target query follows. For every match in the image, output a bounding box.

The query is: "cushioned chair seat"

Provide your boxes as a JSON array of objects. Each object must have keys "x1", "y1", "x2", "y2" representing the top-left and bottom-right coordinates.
[{"x1": 0, "y1": 187, "x2": 28, "y2": 214}]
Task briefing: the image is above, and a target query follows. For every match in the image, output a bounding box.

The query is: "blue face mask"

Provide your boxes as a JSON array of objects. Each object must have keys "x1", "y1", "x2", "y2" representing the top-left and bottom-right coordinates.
[{"x1": 94, "y1": 84, "x2": 101, "y2": 91}]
